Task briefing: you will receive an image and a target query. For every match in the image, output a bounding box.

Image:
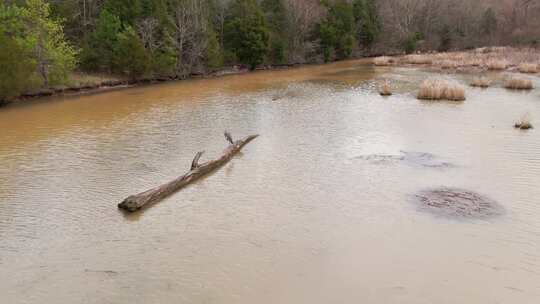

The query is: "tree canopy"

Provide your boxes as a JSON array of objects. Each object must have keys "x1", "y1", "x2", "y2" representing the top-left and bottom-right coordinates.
[{"x1": 2, "y1": 0, "x2": 540, "y2": 100}]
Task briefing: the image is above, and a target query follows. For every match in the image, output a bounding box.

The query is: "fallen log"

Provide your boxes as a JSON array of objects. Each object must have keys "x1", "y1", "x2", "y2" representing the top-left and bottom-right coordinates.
[{"x1": 118, "y1": 132, "x2": 259, "y2": 212}]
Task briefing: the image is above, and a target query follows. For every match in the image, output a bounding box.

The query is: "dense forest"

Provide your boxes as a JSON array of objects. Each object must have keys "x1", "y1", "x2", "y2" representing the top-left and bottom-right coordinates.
[{"x1": 1, "y1": 0, "x2": 539, "y2": 100}]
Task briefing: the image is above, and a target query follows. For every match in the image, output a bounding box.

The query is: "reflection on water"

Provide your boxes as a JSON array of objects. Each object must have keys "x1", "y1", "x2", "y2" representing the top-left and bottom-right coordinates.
[{"x1": 1, "y1": 60, "x2": 540, "y2": 303}]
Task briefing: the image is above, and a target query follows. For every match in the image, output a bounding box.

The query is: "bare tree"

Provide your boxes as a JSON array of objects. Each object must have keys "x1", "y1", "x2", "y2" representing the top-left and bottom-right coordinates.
[
  {"x1": 137, "y1": 17, "x2": 160, "y2": 53},
  {"x1": 166, "y1": 0, "x2": 210, "y2": 77},
  {"x1": 284, "y1": 0, "x2": 324, "y2": 63}
]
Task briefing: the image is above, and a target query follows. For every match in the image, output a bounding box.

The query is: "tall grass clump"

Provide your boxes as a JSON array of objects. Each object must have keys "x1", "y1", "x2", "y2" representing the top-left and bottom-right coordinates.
[
  {"x1": 440, "y1": 60, "x2": 458, "y2": 69},
  {"x1": 514, "y1": 113, "x2": 533, "y2": 130},
  {"x1": 470, "y1": 76, "x2": 491, "y2": 88},
  {"x1": 487, "y1": 59, "x2": 508, "y2": 70},
  {"x1": 379, "y1": 80, "x2": 392, "y2": 96},
  {"x1": 417, "y1": 78, "x2": 465, "y2": 101},
  {"x1": 406, "y1": 54, "x2": 432, "y2": 64},
  {"x1": 518, "y1": 63, "x2": 538, "y2": 73},
  {"x1": 504, "y1": 77, "x2": 533, "y2": 90},
  {"x1": 373, "y1": 56, "x2": 393, "y2": 66}
]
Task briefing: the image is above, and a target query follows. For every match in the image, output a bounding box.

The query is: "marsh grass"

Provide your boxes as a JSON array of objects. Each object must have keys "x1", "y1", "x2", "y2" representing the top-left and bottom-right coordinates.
[
  {"x1": 373, "y1": 56, "x2": 393, "y2": 66},
  {"x1": 518, "y1": 63, "x2": 538, "y2": 73},
  {"x1": 487, "y1": 59, "x2": 509, "y2": 70},
  {"x1": 470, "y1": 76, "x2": 491, "y2": 88},
  {"x1": 381, "y1": 47, "x2": 540, "y2": 72},
  {"x1": 504, "y1": 77, "x2": 533, "y2": 90},
  {"x1": 68, "y1": 72, "x2": 123, "y2": 88},
  {"x1": 379, "y1": 80, "x2": 392, "y2": 96},
  {"x1": 440, "y1": 60, "x2": 458, "y2": 69},
  {"x1": 405, "y1": 55, "x2": 433, "y2": 65},
  {"x1": 417, "y1": 78, "x2": 466, "y2": 101}
]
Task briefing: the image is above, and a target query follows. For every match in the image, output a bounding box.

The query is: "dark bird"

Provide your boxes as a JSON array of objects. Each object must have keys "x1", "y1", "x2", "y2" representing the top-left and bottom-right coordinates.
[{"x1": 224, "y1": 131, "x2": 234, "y2": 145}]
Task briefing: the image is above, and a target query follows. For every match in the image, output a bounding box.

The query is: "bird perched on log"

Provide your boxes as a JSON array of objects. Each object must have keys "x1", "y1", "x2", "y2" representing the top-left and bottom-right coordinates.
[{"x1": 224, "y1": 131, "x2": 234, "y2": 145}]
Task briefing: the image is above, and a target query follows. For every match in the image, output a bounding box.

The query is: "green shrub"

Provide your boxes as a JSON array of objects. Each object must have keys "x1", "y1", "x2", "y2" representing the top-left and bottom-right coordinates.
[
  {"x1": 224, "y1": 0, "x2": 269, "y2": 70},
  {"x1": 82, "y1": 9, "x2": 150, "y2": 78},
  {"x1": 81, "y1": 9, "x2": 122, "y2": 72},
  {"x1": 403, "y1": 33, "x2": 422, "y2": 54},
  {"x1": 319, "y1": 0, "x2": 355, "y2": 61},
  {"x1": 114, "y1": 26, "x2": 151, "y2": 78},
  {"x1": 353, "y1": 0, "x2": 380, "y2": 48},
  {"x1": 0, "y1": 29, "x2": 36, "y2": 100},
  {"x1": 0, "y1": 0, "x2": 75, "y2": 99},
  {"x1": 262, "y1": 0, "x2": 288, "y2": 64},
  {"x1": 206, "y1": 28, "x2": 224, "y2": 69}
]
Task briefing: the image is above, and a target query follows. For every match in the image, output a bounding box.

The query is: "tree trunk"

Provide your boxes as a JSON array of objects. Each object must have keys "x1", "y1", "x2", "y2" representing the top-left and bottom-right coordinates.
[{"x1": 118, "y1": 133, "x2": 259, "y2": 212}]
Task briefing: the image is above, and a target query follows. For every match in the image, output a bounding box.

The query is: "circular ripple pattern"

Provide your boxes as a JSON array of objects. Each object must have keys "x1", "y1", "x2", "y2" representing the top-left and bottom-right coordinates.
[{"x1": 414, "y1": 188, "x2": 505, "y2": 219}]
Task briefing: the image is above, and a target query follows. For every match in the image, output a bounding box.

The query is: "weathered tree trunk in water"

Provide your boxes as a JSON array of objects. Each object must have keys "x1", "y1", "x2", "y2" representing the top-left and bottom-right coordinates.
[{"x1": 118, "y1": 133, "x2": 259, "y2": 212}]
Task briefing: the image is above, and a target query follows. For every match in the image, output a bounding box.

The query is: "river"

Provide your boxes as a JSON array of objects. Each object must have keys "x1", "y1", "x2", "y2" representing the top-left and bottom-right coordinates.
[{"x1": 1, "y1": 60, "x2": 539, "y2": 303}]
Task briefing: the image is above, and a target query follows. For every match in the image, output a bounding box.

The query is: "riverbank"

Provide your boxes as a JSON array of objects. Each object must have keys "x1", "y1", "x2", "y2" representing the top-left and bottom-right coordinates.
[
  {"x1": 0, "y1": 63, "x2": 303, "y2": 108},
  {"x1": 3, "y1": 46, "x2": 538, "y2": 108}
]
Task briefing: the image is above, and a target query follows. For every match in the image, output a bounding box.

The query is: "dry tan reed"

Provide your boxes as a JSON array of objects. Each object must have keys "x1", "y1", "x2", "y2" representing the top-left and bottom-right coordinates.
[
  {"x1": 440, "y1": 60, "x2": 458, "y2": 69},
  {"x1": 417, "y1": 78, "x2": 466, "y2": 101},
  {"x1": 504, "y1": 77, "x2": 533, "y2": 90},
  {"x1": 373, "y1": 56, "x2": 393, "y2": 66},
  {"x1": 470, "y1": 76, "x2": 491, "y2": 88},
  {"x1": 379, "y1": 80, "x2": 392, "y2": 96},
  {"x1": 406, "y1": 54, "x2": 433, "y2": 64},
  {"x1": 487, "y1": 59, "x2": 509, "y2": 70},
  {"x1": 518, "y1": 63, "x2": 538, "y2": 73},
  {"x1": 383, "y1": 47, "x2": 540, "y2": 72}
]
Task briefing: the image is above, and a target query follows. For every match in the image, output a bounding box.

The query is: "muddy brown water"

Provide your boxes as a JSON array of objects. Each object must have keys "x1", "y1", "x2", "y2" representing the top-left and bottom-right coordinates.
[{"x1": 1, "y1": 60, "x2": 540, "y2": 303}]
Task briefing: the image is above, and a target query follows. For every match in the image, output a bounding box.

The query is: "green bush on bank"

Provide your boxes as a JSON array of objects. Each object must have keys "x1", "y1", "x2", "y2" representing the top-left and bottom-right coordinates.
[
  {"x1": 224, "y1": 0, "x2": 269, "y2": 70},
  {"x1": 0, "y1": 0, "x2": 76, "y2": 100}
]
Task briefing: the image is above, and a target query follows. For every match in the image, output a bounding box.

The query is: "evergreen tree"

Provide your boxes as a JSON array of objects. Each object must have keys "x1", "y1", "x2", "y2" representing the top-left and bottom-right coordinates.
[
  {"x1": 206, "y1": 27, "x2": 224, "y2": 69},
  {"x1": 81, "y1": 8, "x2": 150, "y2": 78},
  {"x1": 114, "y1": 26, "x2": 151, "y2": 78},
  {"x1": 103, "y1": 0, "x2": 143, "y2": 26},
  {"x1": 261, "y1": 0, "x2": 287, "y2": 64},
  {"x1": 81, "y1": 9, "x2": 122, "y2": 72},
  {"x1": 353, "y1": 0, "x2": 380, "y2": 48},
  {"x1": 403, "y1": 32, "x2": 422, "y2": 54},
  {"x1": 481, "y1": 8, "x2": 497, "y2": 36},
  {"x1": 319, "y1": 0, "x2": 355, "y2": 62},
  {"x1": 224, "y1": 0, "x2": 269, "y2": 70}
]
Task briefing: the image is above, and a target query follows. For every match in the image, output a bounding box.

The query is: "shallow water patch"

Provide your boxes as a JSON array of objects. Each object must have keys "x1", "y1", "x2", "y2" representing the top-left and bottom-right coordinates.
[
  {"x1": 413, "y1": 187, "x2": 505, "y2": 219},
  {"x1": 354, "y1": 151, "x2": 454, "y2": 168}
]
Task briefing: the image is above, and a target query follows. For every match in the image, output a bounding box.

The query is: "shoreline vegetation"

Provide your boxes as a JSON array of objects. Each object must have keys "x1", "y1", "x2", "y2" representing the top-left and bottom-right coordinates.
[
  {"x1": 1, "y1": 60, "x2": 359, "y2": 106},
  {"x1": 2, "y1": 46, "x2": 538, "y2": 107},
  {"x1": 5, "y1": 64, "x2": 296, "y2": 105},
  {"x1": 374, "y1": 46, "x2": 539, "y2": 101},
  {"x1": 2, "y1": 0, "x2": 540, "y2": 106},
  {"x1": 5, "y1": 45, "x2": 540, "y2": 106},
  {"x1": 372, "y1": 47, "x2": 540, "y2": 74}
]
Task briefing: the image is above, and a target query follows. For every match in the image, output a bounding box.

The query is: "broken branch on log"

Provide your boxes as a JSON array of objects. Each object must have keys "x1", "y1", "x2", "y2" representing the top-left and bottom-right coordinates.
[
  {"x1": 118, "y1": 132, "x2": 259, "y2": 212},
  {"x1": 191, "y1": 151, "x2": 204, "y2": 170}
]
